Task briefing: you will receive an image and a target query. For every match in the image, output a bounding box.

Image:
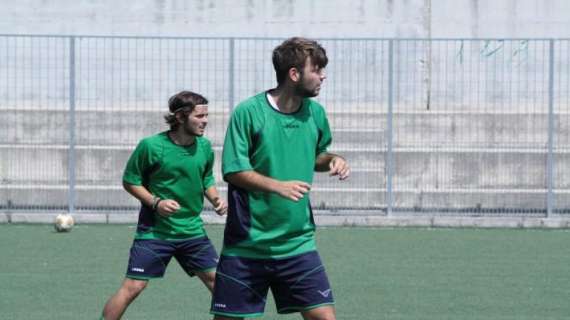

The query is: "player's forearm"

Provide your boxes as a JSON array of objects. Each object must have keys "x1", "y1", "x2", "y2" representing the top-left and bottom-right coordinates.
[
  {"x1": 123, "y1": 182, "x2": 154, "y2": 207},
  {"x1": 314, "y1": 152, "x2": 339, "y2": 171},
  {"x1": 225, "y1": 171, "x2": 282, "y2": 194},
  {"x1": 204, "y1": 186, "x2": 222, "y2": 205}
]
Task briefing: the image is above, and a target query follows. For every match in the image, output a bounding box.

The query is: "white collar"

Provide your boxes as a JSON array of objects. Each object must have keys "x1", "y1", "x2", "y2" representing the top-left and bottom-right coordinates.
[{"x1": 266, "y1": 92, "x2": 280, "y2": 111}]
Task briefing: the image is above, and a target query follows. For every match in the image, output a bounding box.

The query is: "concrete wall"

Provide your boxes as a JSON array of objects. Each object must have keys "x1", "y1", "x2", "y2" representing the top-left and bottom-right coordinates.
[
  {"x1": 3, "y1": 109, "x2": 570, "y2": 212},
  {"x1": 2, "y1": 1, "x2": 570, "y2": 216},
  {"x1": 1, "y1": 0, "x2": 570, "y2": 38}
]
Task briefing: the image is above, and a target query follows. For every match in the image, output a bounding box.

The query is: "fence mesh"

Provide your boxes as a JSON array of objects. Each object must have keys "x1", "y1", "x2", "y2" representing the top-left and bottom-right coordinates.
[{"x1": 0, "y1": 36, "x2": 569, "y2": 216}]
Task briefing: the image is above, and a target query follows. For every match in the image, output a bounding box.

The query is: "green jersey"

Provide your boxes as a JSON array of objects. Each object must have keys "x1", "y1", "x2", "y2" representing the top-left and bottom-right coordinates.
[
  {"x1": 123, "y1": 131, "x2": 215, "y2": 240},
  {"x1": 221, "y1": 92, "x2": 332, "y2": 259}
]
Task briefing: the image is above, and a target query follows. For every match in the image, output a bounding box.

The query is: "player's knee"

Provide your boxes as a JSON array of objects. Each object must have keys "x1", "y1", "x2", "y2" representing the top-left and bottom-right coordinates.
[
  {"x1": 303, "y1": 308, "x2": 336, "y2": 320},
  {"x1": 307, "y1": 315, "x2": 335, "y2": 320},
  {"x1": 123, "y1": 279, "x2": 148, "y2": 298},
  {"x1": 198, "y1": 271, "x2": 216, "y2": 291},
  {"x1": 205, "y1": 272, "x2": 216, "y2": 285},
  {"x1": 310, "y1": 315, "x2": 335, "y2": 320}
]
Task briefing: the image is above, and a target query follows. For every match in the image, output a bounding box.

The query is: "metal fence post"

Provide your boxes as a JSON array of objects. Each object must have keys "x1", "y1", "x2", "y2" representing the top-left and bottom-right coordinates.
[
  {"x1": 386, "y1": 39, "x2": 395, "y2": 216},
  {"x1": 546, "y1": 39, "x2": 555, "y2": 218},
  {"x1": 228, "y1": 38, "x2": 235, "y2": 113},
  {"x1": 68, "y1": 36, "x2": 76, "y2": 214}
]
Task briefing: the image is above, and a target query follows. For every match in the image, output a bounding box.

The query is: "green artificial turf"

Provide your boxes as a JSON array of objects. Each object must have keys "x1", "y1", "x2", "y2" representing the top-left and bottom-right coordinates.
[{"x1": 1, "y1": 224, "x2": 569, "y2": 319}]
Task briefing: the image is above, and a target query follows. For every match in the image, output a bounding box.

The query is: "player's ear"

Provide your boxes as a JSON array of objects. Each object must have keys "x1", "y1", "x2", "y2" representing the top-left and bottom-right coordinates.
[
  {"x1": 175, "y1": 111, "x2": 185, "y2": 124},
  {"x1": 289, "y1": 67, "x2": 301, "y2": 83}
]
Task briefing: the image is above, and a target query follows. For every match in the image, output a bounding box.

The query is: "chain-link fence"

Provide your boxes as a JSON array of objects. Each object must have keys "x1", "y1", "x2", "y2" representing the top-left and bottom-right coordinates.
[{"x1": 1, "y1": 35, "x2": 569, "y2": 216}]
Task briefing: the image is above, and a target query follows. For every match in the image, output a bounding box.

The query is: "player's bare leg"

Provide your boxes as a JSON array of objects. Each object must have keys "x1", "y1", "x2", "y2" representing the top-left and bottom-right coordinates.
[
  {"x1": 195, "y1": 270, "x2": 216, "y2": 293},
  {"x1": 101, "y1": 278, "x2": 148, "y2": 320},
  {"x1": 301, "y1": 305, "x2": 336, "y2": 320}
]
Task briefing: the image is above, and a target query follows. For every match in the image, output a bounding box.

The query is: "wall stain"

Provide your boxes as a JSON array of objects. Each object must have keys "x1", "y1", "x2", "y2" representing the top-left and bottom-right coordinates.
[
  {"x1": 154, "y1": 0, "x2": 166, "y2": 25},
  {"x1": 471, "y1": 0, "x2": 478, "y2": 37},
  {"x1": 386, "y1": 0, "x2": 393, "y2": 18}
]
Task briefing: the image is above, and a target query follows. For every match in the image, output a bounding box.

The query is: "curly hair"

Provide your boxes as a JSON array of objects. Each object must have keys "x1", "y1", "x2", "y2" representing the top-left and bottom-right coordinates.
[{"x1": 164, "y1": 91, "x2": 208, "y2": 130}]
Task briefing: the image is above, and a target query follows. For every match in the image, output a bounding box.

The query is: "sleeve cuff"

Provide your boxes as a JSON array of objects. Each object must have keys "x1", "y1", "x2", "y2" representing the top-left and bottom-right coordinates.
[
  {"x1": 222, "y1": 158, "x2": 253, "y2": 177},
  {"x1": 203, "y1": 178, "x2": 216, "y2": 189},
  {"x1": 122, "y1": 176, "x2": 142, "y2": 186}
]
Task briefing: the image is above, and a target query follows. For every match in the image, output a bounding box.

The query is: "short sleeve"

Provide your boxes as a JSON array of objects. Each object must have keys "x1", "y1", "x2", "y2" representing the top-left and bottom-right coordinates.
[
  {"x1": 314, "y1": 104, "x2": 332, "y2": 156},
  {"x1": 202, "y1": 144, "x2": 216, "y2": 189},
  {"x1": 221, "y1": 106, "x2": 254, "y2": 179},
  {"x1": 123, "y1": 139, "x2": 153, "y2": 185}
]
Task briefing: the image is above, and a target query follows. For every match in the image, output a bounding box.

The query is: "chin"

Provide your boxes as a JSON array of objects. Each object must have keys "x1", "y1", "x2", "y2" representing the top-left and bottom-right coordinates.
[
  {"x1": 309, "y1": 87, "x2": 321, "y2": 96},
  {"x1": 300, "y1": 91, "x2": 319, "y2": 98}
]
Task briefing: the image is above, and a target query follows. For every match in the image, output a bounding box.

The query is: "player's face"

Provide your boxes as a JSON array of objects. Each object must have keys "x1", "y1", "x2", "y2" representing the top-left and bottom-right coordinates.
[
  {"x1": 295, "y1": 58, "x2": 326, "y2": 98},
  {"x1": 182, "y1": 104, "x2": 208, "y2": 137}
]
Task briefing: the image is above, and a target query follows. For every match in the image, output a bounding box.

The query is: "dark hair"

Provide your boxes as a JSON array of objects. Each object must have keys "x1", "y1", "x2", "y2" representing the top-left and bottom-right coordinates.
[
  {"x1": 272, "y1": 37, "x2": 328, "y2": 85},
  {"x1": 164, "y1": 91, "x2": 208, "y2": 130}
]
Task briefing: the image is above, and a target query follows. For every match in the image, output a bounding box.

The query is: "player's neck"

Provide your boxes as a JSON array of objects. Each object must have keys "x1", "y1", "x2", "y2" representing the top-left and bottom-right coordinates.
[
  {"x1": 269, "y1": 87, "x2": 302, "y2": 113},
  {"x1": 169, "y1": 129, "x2": 196, "y2": 146}
]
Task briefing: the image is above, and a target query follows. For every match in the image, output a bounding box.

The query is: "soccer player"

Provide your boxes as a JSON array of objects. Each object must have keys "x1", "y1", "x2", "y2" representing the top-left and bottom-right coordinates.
[
  {"x1": 210, "y1": 37, "x2": 350, "y2": 320},
  {"x1": 101, "y1": 91, "x2": 228, "y2": 320}
]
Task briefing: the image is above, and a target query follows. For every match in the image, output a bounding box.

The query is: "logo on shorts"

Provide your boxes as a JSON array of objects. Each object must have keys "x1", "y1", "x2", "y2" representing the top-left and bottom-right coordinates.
[
  {"x1": 318, "y1": 289, "x2": 332, "y2": 297},
  {"x1": 214, "y1": 303, "x2": 226, "y2": 308},
  {"x1": 131, "y1": 267, "x2": 145, "y2": 272}
]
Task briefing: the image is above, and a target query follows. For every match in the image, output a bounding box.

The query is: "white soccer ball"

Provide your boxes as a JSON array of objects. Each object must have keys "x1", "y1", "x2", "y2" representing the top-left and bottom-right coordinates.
[{"x1": 54, "y1": 214, "x2": 75, "y2": 232}]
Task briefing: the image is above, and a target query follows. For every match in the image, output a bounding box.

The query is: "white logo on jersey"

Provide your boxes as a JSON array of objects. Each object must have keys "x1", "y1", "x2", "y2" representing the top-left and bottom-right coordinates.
[
  {"x1": 318, "y1": 289, "x2": 332, "y2": 297},
  {"x1": 131, "y1": 267, "x2": 145, "y2": 272},
  {"x1": 214, "y1": 303, "x2": 226, "y2": 308}
]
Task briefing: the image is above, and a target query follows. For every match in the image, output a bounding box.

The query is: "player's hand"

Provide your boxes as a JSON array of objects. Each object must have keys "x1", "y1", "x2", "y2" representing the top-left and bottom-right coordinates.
[
  {"x1": 213, "y1": 198, "x2": 228, "y2": 216},
  {"x1": 329, "y1": 156, "x2": 350, "y2": 180},
  {"x1": 277, "y1": 181, "x2": 311, "y2": 202},
  {"x1": 156, "y1": 199, "x2": 180, "y2": 217}
]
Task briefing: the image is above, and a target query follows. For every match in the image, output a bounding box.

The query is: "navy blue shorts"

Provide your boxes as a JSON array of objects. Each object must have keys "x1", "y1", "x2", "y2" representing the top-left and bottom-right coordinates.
[
  {"x1": 125, "y1": 236, "x2": 219, "y2": 280},
  {"x1": 210, "y1": 251, "x2": 334, "y2": 317}
]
